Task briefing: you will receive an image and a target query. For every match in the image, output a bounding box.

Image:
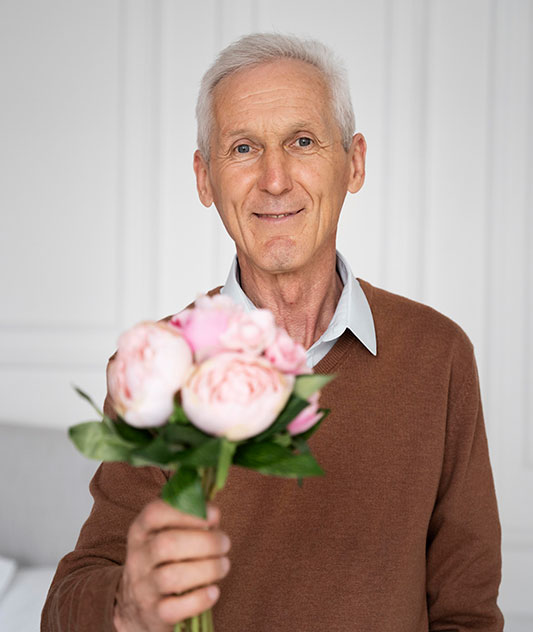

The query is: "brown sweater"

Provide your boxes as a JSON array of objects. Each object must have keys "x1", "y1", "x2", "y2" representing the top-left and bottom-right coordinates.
[{"x1": 41, "y1": 279, "x2": 504, "y2": 631}]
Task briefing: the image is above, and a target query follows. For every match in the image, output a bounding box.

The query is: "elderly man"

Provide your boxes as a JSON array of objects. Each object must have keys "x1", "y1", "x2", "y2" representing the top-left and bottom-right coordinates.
[{"x1": 42, "y1": 34, "x2": 503, "y2": 631}]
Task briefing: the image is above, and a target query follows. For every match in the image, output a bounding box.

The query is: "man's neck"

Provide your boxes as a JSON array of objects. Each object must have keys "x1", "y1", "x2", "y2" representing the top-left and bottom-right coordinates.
[{"x1": 237, "y1": 249, "x2": 343, "y2": 350}]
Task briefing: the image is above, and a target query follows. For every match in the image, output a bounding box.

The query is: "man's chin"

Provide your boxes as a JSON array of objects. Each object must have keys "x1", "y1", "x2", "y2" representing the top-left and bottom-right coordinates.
[{"x1": 239, "y1": 244, "x2": 310, "y2": 277}]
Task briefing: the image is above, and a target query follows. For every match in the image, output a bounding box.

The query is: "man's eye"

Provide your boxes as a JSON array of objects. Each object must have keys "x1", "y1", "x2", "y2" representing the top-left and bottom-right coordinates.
[
  {"x1": 235, "y1": 144, "x2": 251, "y2": 154},
  {"x1": 295, "y1": 137, "x2": 313, "y2": 147}
]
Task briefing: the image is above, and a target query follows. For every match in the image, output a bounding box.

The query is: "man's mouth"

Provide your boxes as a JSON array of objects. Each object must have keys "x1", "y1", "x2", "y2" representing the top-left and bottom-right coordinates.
[{"x1": 253, "y1": 209, "x2": 304, "y2": 219}]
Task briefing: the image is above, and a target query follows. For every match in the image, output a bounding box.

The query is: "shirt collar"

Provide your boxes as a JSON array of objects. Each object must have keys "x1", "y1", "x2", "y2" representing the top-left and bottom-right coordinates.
[{"x1": 220, "y1": 251, "x2": 377, "y2": 356}]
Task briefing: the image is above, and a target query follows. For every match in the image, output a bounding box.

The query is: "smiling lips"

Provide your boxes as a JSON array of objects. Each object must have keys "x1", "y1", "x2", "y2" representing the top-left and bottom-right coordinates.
[{"x1": 253, "y1": 209, "x2": 303, "y2": 219}]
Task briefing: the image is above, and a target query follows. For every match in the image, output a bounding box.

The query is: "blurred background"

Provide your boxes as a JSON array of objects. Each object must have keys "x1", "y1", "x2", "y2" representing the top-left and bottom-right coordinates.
[{"x1": 0, "y1": 0, "x2": 531, "y2": 627}]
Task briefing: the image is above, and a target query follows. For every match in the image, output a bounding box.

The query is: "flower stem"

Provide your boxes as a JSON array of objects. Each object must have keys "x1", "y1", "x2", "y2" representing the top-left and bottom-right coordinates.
[
  {"x1": 201, "y1": 608, "x2": 214, "y2": 630},
  {"x1": 191, "y1": 615, "x2": 200, "y2": 632},
  {"x1": 173, "y1": 468, "x2": 217, "y2": 632}
]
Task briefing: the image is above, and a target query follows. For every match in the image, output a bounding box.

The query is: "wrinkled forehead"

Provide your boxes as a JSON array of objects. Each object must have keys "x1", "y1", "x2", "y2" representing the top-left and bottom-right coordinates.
[{"x1": 210, "y1": 58, "x2": 337, "y2": 138}]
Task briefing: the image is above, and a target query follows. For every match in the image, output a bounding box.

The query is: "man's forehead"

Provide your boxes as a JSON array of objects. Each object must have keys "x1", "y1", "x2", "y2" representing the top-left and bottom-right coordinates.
[{"x1": 211, "y1": 59, "x2": 334, "y2": 137}]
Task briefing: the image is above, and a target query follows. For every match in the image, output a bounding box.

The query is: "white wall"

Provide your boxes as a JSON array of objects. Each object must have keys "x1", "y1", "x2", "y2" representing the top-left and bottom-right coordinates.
[{"x1": 0, "y1": 0, "x2": 531, "y2": 625}]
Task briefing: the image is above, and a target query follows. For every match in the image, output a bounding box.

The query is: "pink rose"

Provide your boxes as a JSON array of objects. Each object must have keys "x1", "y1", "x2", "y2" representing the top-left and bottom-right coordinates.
[
  {"x1": 264, "y1": 327, "x2": 309, "y2": 374},
  {"x1": 220, "y1": 309, "x2": 277, "y2": 355},
  {"x1": 107, "y1": 322, "x2": 193, "y2": 427},
  {"x1": 181, "y1": 352, "x2": 294, "y2": 440},
  {"x1": 287, "y1": 392, "x2": 322, "y2": 436},
  {"x1": 170, "y1": 294, "x2": 242, "y2": 361}
]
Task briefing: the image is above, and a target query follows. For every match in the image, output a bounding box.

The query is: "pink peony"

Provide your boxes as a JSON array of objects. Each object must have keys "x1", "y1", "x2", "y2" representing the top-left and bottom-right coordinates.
[
  {"x1": 106, "y1": 322, "x2": 193, "y2": 427},
  {"x1": 181, "y1": 352, "x2": 294, "y2": 441},
  {"x1": 287, "y1": 392, "x2": 322, "y2": 436},
  {"x1": 170, "y1": 294, "x2": 242, "y2": 361},
  {"x1": 264, "y1": 327, "x2": 309, "y2": 374},
  {"x1": 220, "y1": 309, "x2": 277, "y2": 355}
]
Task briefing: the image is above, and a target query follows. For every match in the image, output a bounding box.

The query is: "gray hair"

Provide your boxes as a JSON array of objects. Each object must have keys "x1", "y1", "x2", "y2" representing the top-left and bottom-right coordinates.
[{"x1": 196, "y1": 33, "x2": 356, "y2": 160}]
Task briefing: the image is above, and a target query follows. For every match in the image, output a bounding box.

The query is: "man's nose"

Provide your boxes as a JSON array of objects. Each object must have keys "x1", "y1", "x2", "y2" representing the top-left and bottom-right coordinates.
[{"x1": 257, "y1": 148, "x2": 293, "y2": 196}]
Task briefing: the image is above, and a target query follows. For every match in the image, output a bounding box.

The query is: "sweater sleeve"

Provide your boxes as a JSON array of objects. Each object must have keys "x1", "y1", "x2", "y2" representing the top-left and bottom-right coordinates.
[
  {"x1": 426, "y1": 344, "x2": 504, "y2": 631},
  {"x1": 41, "y1": 461, "x2": 167, "y2": 631}
]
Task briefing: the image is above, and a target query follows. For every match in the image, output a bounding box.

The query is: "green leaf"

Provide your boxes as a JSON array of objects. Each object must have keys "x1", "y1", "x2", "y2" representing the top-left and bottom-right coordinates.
[
  {"x1": 160, "y1": 423, "x2": 211, "y2": 447},
  {"x1": 73, "y1": 385, "x2": 104, "y2": 418},
  {"x1": 271, "y1": 432, "x2": 292, "y2": 448},
  {"x1": 235, "y1": 441, "x2": 291, "y2": 465},
  {"x1": 131, "y1": 436, "x2": 221, "y2": 469},
  {"x1": 234, "y1": 442, "x2": 324, "y2": 478},
  {"x1": 72, "y1": 384, "x2": 121, "y2": 436},
  {"x1": 168, "y1": 402, "x2": 190, "y2": 425},
  {"x1": 69, "y1": 421, "x2": 132, "y2": 462},
  {"x1": 161, "y1": 466, "x2": 206, "y2": 519},
  {"x1": 292, "y1": 436, "x2": 311, "y2": 455},
  {"x1": 293, "y1": 374, "x2": 335, "y2": 399},
  {"x1": 215, "y1": 438, "x2": 236, "y2": 491},
  {"x1": 176, "y1": 439, "x2": 221, "y2": 468},
  {"x1": 130, "y1": 434, "x2": 181, "y2": 467},
  {"x1": 113, "y1": 421, "x2": 153, "y2": 447},
  {"x1": 253, "y1": 394, "x2": 309, "y2": 442},
  {"x1": 269, "y1": 453, "x2": 323, "y2": 478},
  {"x1": 101, "y1": 414, "x2": 117, "y2": 433}
]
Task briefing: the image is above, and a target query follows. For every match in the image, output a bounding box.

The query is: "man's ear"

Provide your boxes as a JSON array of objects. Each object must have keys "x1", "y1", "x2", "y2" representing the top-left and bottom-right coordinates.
[
  {"x1": 347, "y1": 133, "x2": 367, "y2": 194},
  {"x1": 193, "y1": 150, "x2": 214, "y2": 207}
]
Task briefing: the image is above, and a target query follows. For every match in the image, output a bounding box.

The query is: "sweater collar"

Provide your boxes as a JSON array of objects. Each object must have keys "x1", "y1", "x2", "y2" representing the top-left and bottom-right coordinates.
[{"x1": 220, "y1": 251, "x2": 377, "y2": 357}]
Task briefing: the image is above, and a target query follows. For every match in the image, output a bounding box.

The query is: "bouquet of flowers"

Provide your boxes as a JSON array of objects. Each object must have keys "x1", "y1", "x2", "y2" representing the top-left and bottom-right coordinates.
[{"x1": 70, "y1": 294, "x2": 333, "y2": 632}]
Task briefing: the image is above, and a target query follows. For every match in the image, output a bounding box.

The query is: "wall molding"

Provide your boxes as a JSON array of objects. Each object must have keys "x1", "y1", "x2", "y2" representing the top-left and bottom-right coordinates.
[
  {"x1": 119, "y1": 0, "x2": 162, "y2": 325},
  {"x1": 381, "y1": 0, "x2": 430, "y2": 301},
  {"x1": 525, "y1": 0, "x2": 533, "y2": 470}
]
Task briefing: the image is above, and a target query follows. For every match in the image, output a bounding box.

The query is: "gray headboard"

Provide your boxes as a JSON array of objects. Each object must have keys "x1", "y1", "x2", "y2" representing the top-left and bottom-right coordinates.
[{"x1": 0, "y1": 422, "x2": 98, "y2": 566}]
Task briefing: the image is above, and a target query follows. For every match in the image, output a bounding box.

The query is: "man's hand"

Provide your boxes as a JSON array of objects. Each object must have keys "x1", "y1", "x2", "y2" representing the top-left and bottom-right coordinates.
[{"x1": 113, "y1": 499, "x2": 231, "y2": 632}]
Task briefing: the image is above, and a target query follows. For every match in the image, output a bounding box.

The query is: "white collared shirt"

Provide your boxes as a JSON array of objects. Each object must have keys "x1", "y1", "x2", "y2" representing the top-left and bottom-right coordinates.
[{"x1": 220, "y1": 251, "x2": 377, "y2": 367}]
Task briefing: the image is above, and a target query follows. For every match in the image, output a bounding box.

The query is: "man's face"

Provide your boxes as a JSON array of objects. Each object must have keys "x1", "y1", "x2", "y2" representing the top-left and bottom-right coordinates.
[{"x1": 194, "y1": 58, "x2": 366, "y2": 275}]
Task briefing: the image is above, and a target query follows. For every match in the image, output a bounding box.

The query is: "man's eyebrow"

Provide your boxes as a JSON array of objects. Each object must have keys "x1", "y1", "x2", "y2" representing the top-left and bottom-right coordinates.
[
  {"x1": 221, "y1": 122, "x2": 321, "y2": 141},
  {"x1": 221, "y1": 129, "x2": 253, "y2": 141},
  {"x1": 287, "y1": 121, "x2": 319, "y2": 132}
]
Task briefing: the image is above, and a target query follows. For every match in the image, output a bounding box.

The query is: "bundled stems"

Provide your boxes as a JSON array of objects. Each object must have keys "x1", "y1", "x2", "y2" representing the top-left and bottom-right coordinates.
[
  {"x1": 174, "y1": 468, "x2": 217, "y2": 632},
  {"x1": 201, "y1": 466, "x2": 217, "y2": 501}
]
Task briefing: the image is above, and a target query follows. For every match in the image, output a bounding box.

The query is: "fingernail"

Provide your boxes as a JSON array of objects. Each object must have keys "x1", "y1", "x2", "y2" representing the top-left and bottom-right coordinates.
[
  {"x1": 221, "y1": 534, "x2": 231, "y2": 552},
  {"x1": 207, "y1": 585, "x2": 220, "y2": 601},
  {"x1": 221, "y1": 556, "x2": 230, "y2": 573},
  {"x1": 207, "y1": 505, "x2": 218, "y2": 523}
]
